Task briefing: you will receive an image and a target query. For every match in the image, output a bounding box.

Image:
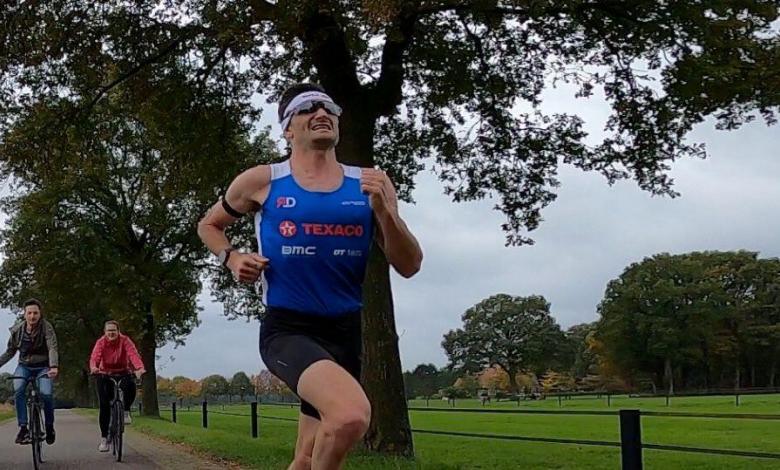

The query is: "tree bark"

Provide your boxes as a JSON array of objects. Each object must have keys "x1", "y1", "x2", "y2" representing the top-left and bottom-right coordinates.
[
  {"x1": 770, "y1": 359, "x2": 777, "y2": 388},
  {"x1": 75, "y1": 368, "x2": 91, "y2": 407},
  {"x1": 140, "y1": 308, "x2": 159, "y2": 417},
  {"x1": 334, "y1": 89, "x2": 412, "y2": 454},
  {"x1": 360, "y1": 244, "x2": 414, "y2": 456},
  {"x1": 294, "y1": 7, "x2": 414, "y2": 454},
  {"x1": 750, "y1": 364, "x2": 756, "y2": 388},
  {"x1": 508, "y1": 368, "x2": 521, "y2": 395},
  {"x1": 664, "y1": 358, "x2": 674, "y2": 395},
  {"x1": 735, "y1": 364, "x2": 741, "y2": 391}
]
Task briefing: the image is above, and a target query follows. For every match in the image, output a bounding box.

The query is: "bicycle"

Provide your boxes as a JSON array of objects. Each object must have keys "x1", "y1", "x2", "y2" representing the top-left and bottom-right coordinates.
[
  {"x1": 7, "y1": 373, "x2": 49, "y2": 470},
  {"x1": 96, "y1": 373, "x2": 137, "y2": 462}
]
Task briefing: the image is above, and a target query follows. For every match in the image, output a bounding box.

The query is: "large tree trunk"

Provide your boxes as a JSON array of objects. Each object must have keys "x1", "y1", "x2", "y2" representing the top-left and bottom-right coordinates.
[
  {"x1": 296, "y1": 4, "x2": 415, "y2": 453},
  {"x1": 296, "y1": 5, "x2": 415, "y2": 452},
  {"x1": 750, "y1": 364, "x2": 756, "y2": 388},
  {"x1": 361, "y1": 245, "x2": 414, "y2": 456},
  {"x1": 140, "y1": 308, "x2": 159, "y2": 417},
  {"x1": 508, "y1": 367, "x2": 521, "y2": 395},
  {"x1": 75, "y1": 368, "x2": 91, "y2": 407},
  {"x1": 336, "y1": 94, "x2": 412, "y2": 454},
  {"x1": 770, "y1": 358, "x2": 777, "y2": 388},
  {"x1": 734, "y1": 364, "x2": 741, "y2": 391},
  {"x1": 664, "y1": 358, "x2": 674, "y2": 395}
]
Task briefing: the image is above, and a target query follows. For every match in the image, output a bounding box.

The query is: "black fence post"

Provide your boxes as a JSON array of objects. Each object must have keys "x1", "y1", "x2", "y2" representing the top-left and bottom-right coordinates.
[
  {"x1": 665, "y1": 395, "x2": 670, "y2": 407},
  {"x1": 607, "y1": 394, "x2": 611, "y2": 407},
  {"x1": 172, "y1": 402, "x2": 177, "y2": 423},
  {"x1": 558, "y1": 395, "x2": 562, "y2": 407},
  {"x1": 202, "y1": 401, "x2": 208, "y2": 428},
  {"x1": 251, "y1": 402, "x2": 258, "y2": 438},
  {"x1": 619, "y1": 409, "x2": 643, "y2": 470},
  {"x1": 138, "y1": 402, "x2": 143, "y2": 415},
  {"x1": 736, "y1": 393, "x2": 740, "y2": 407}
]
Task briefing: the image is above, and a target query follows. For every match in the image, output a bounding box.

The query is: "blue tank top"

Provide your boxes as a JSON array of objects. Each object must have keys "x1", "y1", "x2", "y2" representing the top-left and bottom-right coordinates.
[{"x1": 255, "y1": 159, "x2": 374, "y2": 316}]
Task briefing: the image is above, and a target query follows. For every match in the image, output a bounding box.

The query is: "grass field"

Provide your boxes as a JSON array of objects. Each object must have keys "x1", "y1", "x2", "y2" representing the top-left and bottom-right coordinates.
[
  {"x1": 0, "y1": 404, "x2": 13, "y2": 423},
  {"x1": 122, "y1": 394, "x2": 780, "y2": 469}
]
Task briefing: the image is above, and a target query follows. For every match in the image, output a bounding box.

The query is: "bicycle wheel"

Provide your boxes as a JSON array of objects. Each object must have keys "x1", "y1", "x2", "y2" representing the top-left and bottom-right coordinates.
[
  {"x1": 109, "y1": 403, "x2": 117, "y2": 457},
  {"x1": 113, "y1": 401, "x2": 124, "y2": 462},
  {"x1": 30, "y1": 404, "x2": 42, "y2": 470}
]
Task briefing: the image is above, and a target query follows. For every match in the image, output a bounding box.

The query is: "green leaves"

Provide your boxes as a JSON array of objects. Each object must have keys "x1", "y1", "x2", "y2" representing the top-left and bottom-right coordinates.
[
  {"x1": 442, "y1": 293, "x2": 567, "y2": 392},
  {"x1": 594, "y1": 251, "x2": 780, "y2": 390},
  {"x1": 0, "y1": 57, "x2": 280, "y2": 401},
  {"x1": 3, "y1": 1, "x2": 777, "y2": 245}
]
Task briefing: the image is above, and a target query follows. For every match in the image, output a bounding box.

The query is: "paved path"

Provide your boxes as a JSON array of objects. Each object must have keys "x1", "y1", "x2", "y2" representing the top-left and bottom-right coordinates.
[{"x1": 0, "y1": 410, "x2": 227, "y2": 469}]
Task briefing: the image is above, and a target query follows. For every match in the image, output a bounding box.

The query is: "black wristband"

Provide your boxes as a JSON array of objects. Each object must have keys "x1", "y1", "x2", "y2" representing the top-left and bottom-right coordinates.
[{"x1": 221, "y1": 196, "x2": 245, "y2": 218}]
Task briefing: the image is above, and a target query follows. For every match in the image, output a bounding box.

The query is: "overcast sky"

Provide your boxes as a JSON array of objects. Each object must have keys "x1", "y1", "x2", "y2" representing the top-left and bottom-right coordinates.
[{"x1": 1, "y1": 84, "x2": 778, "y2": 380}]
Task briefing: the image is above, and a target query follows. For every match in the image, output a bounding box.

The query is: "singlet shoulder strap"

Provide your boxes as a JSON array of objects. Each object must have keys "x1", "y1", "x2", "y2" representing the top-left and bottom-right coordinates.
[
  {"x1": 271, "y1": 160, "x2": 291, "y2": 180},
  {"x1": 341, "y1": 164, "x2": 362, "y2": 179}
]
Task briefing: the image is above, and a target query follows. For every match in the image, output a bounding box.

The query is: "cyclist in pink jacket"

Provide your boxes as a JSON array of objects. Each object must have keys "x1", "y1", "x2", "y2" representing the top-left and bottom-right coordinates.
[{"x1": 89, "y1": 320, "x2": 145, "y2": 452}]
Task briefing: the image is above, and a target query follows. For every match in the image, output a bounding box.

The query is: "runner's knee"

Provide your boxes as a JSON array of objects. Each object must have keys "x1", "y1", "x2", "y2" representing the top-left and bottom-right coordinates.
[
  {"x1": 322, "y1": 405, "x2": 371, "y2": 445},
  {"x1": 291, "y1": 452, "x2": 312, "y2": 470}
]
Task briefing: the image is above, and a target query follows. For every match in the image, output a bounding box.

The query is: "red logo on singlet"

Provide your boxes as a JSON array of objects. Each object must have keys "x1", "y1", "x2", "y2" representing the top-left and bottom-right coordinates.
[
  {"x1": 276, "y1": 196, "x2": 296, "y2": 208},
  {"x1": 279, "y1": 220, "x2": 297, "y2": 237},
  {"x1": 301, "y1": 223, "x2": 364, "y2": 237}
]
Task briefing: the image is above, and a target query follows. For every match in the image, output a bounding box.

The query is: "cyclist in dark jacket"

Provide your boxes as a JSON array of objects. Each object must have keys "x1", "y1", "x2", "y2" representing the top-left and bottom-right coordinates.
[{"x1": 0, "y1": 299, "x2": 59, "y2": 445}]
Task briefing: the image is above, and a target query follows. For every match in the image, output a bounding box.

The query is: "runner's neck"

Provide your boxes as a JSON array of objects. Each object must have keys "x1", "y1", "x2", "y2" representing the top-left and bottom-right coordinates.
[{"x1": 289, "y1": 151, "x2": 343, "y2": 191}]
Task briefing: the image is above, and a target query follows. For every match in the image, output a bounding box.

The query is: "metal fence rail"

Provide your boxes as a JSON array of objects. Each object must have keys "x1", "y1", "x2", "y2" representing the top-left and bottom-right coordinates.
[
  {"x1": 161, "y1": 402, "x2": 780, "y2": 470},
  {"x1": 409, "y1": 406, "x2": 780, "y2": 420}
]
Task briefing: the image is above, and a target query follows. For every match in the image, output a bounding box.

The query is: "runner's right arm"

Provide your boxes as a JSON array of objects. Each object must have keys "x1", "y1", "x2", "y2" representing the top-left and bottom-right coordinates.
[{"x1": 197, "y1": 165, "x2": 272, "y2": 283}]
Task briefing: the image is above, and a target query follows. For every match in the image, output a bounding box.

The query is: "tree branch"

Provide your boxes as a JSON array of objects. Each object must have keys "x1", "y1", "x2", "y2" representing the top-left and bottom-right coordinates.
[
  {"x1": 370, "y1": 4, "x2": 420, "y2": 117},
  {"x1": 298, "y1": 8, "x2": 362, "y2": 102},
  {"x1": 84, "y1": 35, "x2": 189, "y2": 112},
  {"x1": 416, "y1": 1, "x2": 532, "y2": 16},
  {"x1": 196, "y1": 42, "x2": 232, "y2": 86},
  {"x1": 247, "y1": 0, "x2": 277, "y2": 23}
]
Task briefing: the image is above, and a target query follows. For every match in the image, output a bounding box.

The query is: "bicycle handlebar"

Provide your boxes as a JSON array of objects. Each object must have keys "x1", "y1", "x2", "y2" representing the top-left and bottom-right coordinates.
[
  {"x1": 6, "y1": 374, "x2": 48, "y2": 381},
  {"x1": 92, "y1": 372, "x2": 142, "y2": 385}
]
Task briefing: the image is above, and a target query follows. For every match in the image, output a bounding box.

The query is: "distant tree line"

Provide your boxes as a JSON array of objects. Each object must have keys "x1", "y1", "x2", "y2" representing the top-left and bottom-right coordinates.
[
  {"x1": 156, "y1": 370, "x2": 296, "y2": 405},
  {"x1": 406, "y1": 251, "x2": 780, "y2": 399}
]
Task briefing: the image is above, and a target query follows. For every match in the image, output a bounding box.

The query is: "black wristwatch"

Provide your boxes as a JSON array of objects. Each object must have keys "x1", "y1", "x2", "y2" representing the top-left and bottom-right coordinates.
[{"x1": 218, "y1": 248, "x2": 236, "y2": 267}]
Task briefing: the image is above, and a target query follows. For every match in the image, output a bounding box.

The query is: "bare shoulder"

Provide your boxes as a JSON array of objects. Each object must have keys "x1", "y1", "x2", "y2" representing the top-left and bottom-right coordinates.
[
  {"x1": 233, "y1": 164, "x2": 271, "y2": 191},
  {"x1": 227, "y1": 164, "x2": 273, "y2": 210}
]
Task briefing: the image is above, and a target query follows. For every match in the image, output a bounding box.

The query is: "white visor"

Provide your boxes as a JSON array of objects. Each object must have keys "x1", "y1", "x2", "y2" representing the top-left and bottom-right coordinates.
[{"x1": 280, "y1": 91, "x2": 336, "y2": 132}]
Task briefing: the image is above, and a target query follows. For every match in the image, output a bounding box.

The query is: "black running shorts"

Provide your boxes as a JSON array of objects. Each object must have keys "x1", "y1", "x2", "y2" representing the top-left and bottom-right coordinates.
[{"x1": 259, "y1": 307, "x2": 362, "y2": 419}]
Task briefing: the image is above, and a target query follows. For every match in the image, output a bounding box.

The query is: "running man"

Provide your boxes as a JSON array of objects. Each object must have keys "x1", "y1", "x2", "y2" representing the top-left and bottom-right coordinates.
[
  {"x1": 198, "y1": 82, "x2": 422, "y2": 470},
  {"x1": 89, "y1": 320, "x2": 146, "y2": 452},
  {"x1": 0, "y1": 298, "x2": 59, "y2": 445}
]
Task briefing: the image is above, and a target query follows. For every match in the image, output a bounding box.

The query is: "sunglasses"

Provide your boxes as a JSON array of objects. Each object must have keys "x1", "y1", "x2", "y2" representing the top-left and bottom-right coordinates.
[{"x1": 287, "y1": 100, "x2": 342, "y2": 118}]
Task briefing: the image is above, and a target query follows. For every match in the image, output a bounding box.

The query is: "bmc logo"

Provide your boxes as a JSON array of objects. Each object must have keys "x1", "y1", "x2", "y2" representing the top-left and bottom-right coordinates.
[
  {"x1": 279, "y1": 220, "x2": 297, "y2": 237},
  {"x1": 282, "y1": 245, "x2": 316, "y2": 255},
  {"x1": 302, "y1": 223, "x2": 364, "y2": 237},
  {"x1": 276, "y1": 196, "x2": 296, "y2": 208}
]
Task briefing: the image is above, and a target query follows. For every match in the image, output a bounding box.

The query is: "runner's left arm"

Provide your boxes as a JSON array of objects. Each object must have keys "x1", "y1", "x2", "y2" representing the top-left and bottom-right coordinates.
[{"x1": 361, "y1": 169, "x2": 423, "y2": 278}]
